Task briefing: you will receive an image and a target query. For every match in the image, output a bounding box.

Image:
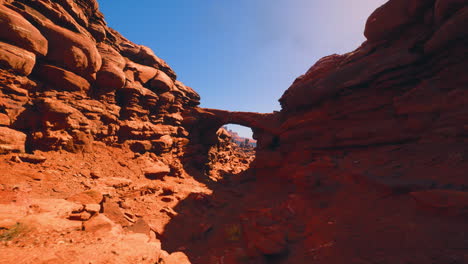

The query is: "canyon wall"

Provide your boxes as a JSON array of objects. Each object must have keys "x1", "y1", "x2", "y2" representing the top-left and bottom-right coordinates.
[
  {"x1": 0, "y1": 0, "x2": 467, "y2": 263},
  {"x1": 187, "y1": 0, "x2": 468, "y2": 193},
  {"x1": 268, "y1": 0, "x2": 468, "y2": 194},
  {"x1": 0, "y1": 0, "x2": 201, "y2": 178},
  {"x1": 174, "y1": 0, "x2": 468, "y2": 263},
  {"x1": 0, "y1": 0, "x2": 201, "y2": 263}
]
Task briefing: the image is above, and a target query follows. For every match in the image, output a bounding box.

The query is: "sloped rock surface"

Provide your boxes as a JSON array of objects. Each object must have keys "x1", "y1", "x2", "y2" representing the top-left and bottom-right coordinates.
[
  {"x1": 0, "y1": 0, "x2": 199, "y2": 164},
  {"x1": 0, "y1": 5, "x2": 48, "y2": 56},
  {"x1": 0, "y1": 42, "x2": 36, "y2": 76},
  {"x1": 0, "y1": 126, "x2": 26, "y2": 153}
]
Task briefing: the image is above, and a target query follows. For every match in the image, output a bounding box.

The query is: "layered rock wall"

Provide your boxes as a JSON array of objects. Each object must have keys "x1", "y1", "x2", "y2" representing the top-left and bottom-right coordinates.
[
  {"x1": 270, "y1": 0, "x2": 468, "y2": 188},
  {"x1": 0, "y1": 0, "x2": 199, "y2": 172}
]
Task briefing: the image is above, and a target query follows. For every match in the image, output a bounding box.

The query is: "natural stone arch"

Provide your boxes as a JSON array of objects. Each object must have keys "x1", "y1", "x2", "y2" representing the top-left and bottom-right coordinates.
[
  {"x1": 181, "y1": 108, "x2": 282, "y2": 175},
  {"x1": 201, "y1": 124, "x2": 256, "y2": 180}
]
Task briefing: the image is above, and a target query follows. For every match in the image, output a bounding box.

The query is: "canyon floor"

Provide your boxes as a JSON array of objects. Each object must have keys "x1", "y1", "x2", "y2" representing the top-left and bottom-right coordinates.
[{"x1": 2, "y1": 141, "x2": 468, "y2": 264}]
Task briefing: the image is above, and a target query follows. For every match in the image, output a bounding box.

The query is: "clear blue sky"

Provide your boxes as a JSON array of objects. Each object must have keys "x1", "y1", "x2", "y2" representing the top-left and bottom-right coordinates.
[{"x1": 99, "y1": 0, "x2": 387, "y2": 137}]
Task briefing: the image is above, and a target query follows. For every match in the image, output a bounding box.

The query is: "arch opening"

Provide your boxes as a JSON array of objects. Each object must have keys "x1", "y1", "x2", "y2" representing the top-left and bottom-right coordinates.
[{"x1": 205, "y1": 124, "x2": 256, "y2": 181}]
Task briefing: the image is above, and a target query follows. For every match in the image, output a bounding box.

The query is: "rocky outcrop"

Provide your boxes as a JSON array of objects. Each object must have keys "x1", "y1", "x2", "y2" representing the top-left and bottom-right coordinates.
[
  {"x1": 0, "y1": 0, "x2": 203, "y2": 263},
  {"x1": 0, "y1": 2, "x2": 200, "y2": 261},
  {"x1": 185, "y1": 0, "x2": 467, "y2": 184},
  {"x1": 204, "y1": 127, "x2": 255, "y2": 180},
  {"x1": 0, "y1": 126, "x2": 26, "y2": 153},
  {"x1": 273, "y1": 0, "x2": 468, "y2": 177},
  {"x1": 0, "y1": 0, "x2": 200, "y2": 178}
]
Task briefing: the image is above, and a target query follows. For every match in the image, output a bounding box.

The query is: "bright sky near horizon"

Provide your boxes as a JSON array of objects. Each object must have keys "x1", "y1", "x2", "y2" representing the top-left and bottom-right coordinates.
[{"x1": 99, "y1": 0, "x2": 387, "y2": 137}]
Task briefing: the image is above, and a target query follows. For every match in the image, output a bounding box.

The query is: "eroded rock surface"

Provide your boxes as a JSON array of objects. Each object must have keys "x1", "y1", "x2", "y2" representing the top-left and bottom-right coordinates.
[
  {"x1": 166, "y1": 0, "x2": 468, "y2": 263},
  {"x1": 1, "y1": 0, "x2": 467, "y2": 264},
  {"x1": 0, "y1": 0, "x2": 199, "y2": 162},
  {"x1": 0, "y1": 0, "x2": 200, "y2": 263},
  {"x1": 204, "y1": 127, "x2": 255, "y2": 181}
]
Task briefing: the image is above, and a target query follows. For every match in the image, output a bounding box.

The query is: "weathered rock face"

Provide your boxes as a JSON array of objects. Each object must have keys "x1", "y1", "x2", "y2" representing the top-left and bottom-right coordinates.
[
  {"x1": 181, "y1": 108, "x2": 280, "y2": 174},
  {"x1": 0, "y1": 0, "x2": 199, "y2": 170},
  {"x1": 0, "y1": 126, "x2": 26, "y2": 153},
  {"x1": 273, "y1": 0, "x2": 468, "y2": 178},
  {"x1": 0, "y1": 2, "x2": 201, "y2": 263},
  {"x1": 185, "y1": 0, "x2": 467, "y2": 186},
  {"x1": 174, "y1": 0, "x2": 468, "y2": 263},
  {"x1": 1, "y1": 0, "x2": 468, "y2": 263},
  {"x1": 204, "y1": 127, "x2": 255, "y2": 180}
]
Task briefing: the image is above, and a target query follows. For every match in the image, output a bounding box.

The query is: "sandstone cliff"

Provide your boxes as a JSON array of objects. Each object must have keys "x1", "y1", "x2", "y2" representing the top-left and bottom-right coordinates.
[
  {"x1": 171, "y1": 0, "x2": 468, "y2": 263},
  {"x1": 0, "y1": 0, "x2": 201, "y2": 263},
  {"x1": 1, "y1": 0, "x2": 467, "y2": 263},
  {"x1": 0, "y1": 0, "x2": 199, "y2": 166}
]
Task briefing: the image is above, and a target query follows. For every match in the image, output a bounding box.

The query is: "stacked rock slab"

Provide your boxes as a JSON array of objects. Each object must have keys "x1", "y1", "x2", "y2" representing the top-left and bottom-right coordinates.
[{"x1": 0, "y1": 0, "x2": 199, "y2": 172}]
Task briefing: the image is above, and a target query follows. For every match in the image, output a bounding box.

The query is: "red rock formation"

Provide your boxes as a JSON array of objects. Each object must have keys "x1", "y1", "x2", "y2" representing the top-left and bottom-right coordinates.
[
  {"x1": 1, "y1": 0, "x2": 468, "y2": 263},
  {"x1": 0, "y1": 0, "x2": 200, "y2": 162},
  {"x1": 171, "y1": 0, "x2": 468, "y2": 263},
  {"x1": 0, "y1": 1, "x2": 200, "y2": 262},
  {"x1": 223, "y1": 127, "x2": 256, "y2": 146},
  {"x1": 204, "y1": 127, "x2": 255, "y2": 180}
]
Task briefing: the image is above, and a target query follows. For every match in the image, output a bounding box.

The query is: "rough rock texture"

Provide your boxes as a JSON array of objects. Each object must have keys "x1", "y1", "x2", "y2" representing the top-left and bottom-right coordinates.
[
  {"x1": 0, "y1": 0, "x2": 201, "y2": 263},
  {"x1": 1, "y1": 0, "x2": 468, "y2": 264},
  {"x1": 0, "y1": 126, "x2": 26, "y2": 153},
  {"x1": 169, "y1": 0, "x2": 468, "y2": 263},
  {"x1": 204, "y1": 127, "x2": 255, "y2": 181},
  {"x1": 0, "y1": 145, "x2": 202, "y2": 264},
  {"x1": 182, "y1": 108, "x2": 278, "y2": 174},
  {"x1": 0, "y1": 0, "x2": 200, "y2": 171}
]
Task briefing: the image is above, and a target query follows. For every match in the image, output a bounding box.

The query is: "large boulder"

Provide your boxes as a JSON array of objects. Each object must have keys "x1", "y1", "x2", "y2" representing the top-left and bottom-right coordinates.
[
  {"x1": 34, "y1": 64, "x2": 91, "y2": 92},
  {"x1": 150, "y1": 70, "x2": 174, "y2": 93},
  {"x1": 161, "y1": 252, "x2": 191, "y2": 264},
  {"x1": 364, "y1": 0, "x2": 431, "y2": 42},
  {"x1": 95, "y1": 43, "x2": 126, "y2": 92},
  {"x1": 95, "y1": 62, "x2": 126, "y2": 92},
  {"x1": 40, "y1": 21, "x2": 101, "y2": 79},
  {"x1": 152, "y1": 135, "x2": 173, "y2": 154},
  {"x1": 82, "y1": 214, "x2": 114, "y2": 233},
  {"x1": 143, "y1": 161, "x2": 171, "y2": 180},
  {"x1": 0, "y1": 5, "x2": 48, "y2": 56},
  {"x1": 0, "y1": 126, "x2": 26, "y2": 153},
  {"x1": 126, "y1": 60, "x2": 158, "y2": 84},
  {"x1": 0, "y1": 41, "x2": 35, "y2": 76}
]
